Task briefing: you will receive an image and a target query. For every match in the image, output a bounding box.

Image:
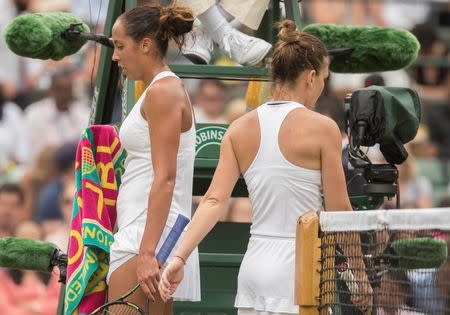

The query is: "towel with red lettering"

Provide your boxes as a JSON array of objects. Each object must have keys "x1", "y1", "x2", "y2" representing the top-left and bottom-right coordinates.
[{"x1": 64, "y1": 125, "x2": 126, "y2": 315}]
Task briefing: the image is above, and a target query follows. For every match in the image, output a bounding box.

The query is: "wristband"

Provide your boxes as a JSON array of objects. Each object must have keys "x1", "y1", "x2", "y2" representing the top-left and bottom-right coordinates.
[{"x1": 174, "y1": 255, "x2": 186, "y2": 265}]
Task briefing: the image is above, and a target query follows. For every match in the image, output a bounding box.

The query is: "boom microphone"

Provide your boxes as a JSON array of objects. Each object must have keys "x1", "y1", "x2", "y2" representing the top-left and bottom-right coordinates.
[
  {"x1": 3, "y1": 12, "x2": 96, "y2": 60},
  {"x1": 0, "y1": 237, "x2": 67, "y2": 274},
  {"x1": 303, "y1": 24, "x2": 420, "y2": 73},
  {"x1": 390, "y1": 237, "x2": 448, "y2": 269}
]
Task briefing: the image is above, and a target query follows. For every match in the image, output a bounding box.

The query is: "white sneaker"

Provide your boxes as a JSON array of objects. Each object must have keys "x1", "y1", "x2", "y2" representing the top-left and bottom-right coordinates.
[
  {"x1": 182, "y1": 23, "x2": 214, "y2": 65},
  {"x1": 218, "y1": 27, "x2": 272, "y2": 66}
]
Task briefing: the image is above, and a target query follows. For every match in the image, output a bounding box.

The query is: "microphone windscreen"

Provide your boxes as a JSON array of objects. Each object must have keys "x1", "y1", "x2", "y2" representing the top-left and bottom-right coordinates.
[
  {"x1": 4, "y1": 12, "x2": 90, "y2": 60},
  {"x1": 303, "y1": 24, "x2": 420, "y2": 73},
  {"x1": 0, "y1": 237, "x2": 57, "y2": 272},
  {"x1": 392, "y1": 237, "x2": 448, "y2": 269}
]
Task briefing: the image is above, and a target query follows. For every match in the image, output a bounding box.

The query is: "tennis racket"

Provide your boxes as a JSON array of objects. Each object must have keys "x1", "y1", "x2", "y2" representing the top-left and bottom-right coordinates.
[{"x1": 89, "y1": 214, "x2": 190, "y2": 315}]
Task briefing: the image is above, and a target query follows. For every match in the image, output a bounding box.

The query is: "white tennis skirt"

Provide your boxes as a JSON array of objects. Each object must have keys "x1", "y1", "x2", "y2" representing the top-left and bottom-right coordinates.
[{"x1": 107, "y1": 210, "x2": 201, "y2": 301}]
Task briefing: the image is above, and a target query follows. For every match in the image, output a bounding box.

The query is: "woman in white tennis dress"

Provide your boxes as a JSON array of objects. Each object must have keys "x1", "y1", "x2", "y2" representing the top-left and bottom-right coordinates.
[
  {"x1": 107, "y1": 4, "x2": 200, "y2": 314},
  {"x1": 159, "y1": 20, "x2": 372, "y2": 315}
]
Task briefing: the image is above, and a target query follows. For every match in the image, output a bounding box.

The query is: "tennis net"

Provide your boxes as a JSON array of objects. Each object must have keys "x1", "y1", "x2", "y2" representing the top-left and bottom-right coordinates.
[{"x1": 296, "y1": 208, "x2": 450, "y2": 315}]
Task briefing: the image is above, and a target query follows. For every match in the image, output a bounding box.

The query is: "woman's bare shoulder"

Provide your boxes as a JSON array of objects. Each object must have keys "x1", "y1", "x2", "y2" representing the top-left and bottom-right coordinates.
[
  {"x1": 296, "y1": 109, "x2": 341, "y2": 133},
  {"x1": 226, "y1": 110, "x2": 258, "y2": 135},
  {"x1": 146, "y1": 76, "x2": 185, "y2": 101}
]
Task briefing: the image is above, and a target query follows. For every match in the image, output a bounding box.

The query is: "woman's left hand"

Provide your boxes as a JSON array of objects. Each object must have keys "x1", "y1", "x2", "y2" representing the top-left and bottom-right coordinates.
[
  {"x1": 159, "y1": 257, "x2": 185, "y2": 302},
  {"x1": 137, "y1": 251, "x2": 160, "y2": 301}
]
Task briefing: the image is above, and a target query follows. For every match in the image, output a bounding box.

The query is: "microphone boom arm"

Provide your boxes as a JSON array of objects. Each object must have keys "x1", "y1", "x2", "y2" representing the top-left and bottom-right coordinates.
[{"x1": 62, "y1": 23, "x2": 113, "y2": 48}]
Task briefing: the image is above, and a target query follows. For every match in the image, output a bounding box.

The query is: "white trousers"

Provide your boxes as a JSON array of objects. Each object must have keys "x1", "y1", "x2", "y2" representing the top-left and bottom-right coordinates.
[{"x1": 175, "y1": 0, "x2": 270, "y2": 30}]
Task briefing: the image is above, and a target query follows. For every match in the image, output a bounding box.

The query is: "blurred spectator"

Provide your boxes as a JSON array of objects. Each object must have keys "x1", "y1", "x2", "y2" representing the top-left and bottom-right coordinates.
[
  {"x1": 381, "y1": 1, "x2": 431, "y2": 30},
  {"x1": 0, "y1": 0, "x2": 31, "y2": 104},
  {"x1": 422, "y1": 79, "x2": 450, "y2": 159},
  {"x1": 44, "y1": 178, "x2": 75, "y2": 252},
  {"x1": 0, "y1": 83, "x2": 29, "y2": 183},
  {"x1": 410, "y1": 23, "x2": 449, "y2": 104},
  {"x1": 193, "y1": 79, "x2": 228, "y2": 123},
  {"x1": 364, "y1": 73, "x2": 385, "y2": 87},
  {"x1": 225, "y1": 98, "x2": 247, "y2": 123},
  {"x1": 305, "y1": 0, "x2": 430, "y2": 29},
  {"x1": 28, "y1": 0, "x2": 70, "y2": 12},
  {"x1": 384, "y1": 153, "x2": 433, "y2": 209},
  {"x1": 70, "y1": 0, "x2": 107, "y2": 28},
  {"x1": 0, "y1": 183, "x2": 25, "y2": 237},
  {"x1": 24, "y1": 69, "x2": 89, "y2": 160},
  {"x1": 20, "y1": 145, "x2": 57, "y2": 220},
  {"x1": 398, "y1": 154, "x2": 433, "y2": 209},
  {"x1": 375, "y1": 271, "x2": 421, "y2": 315},
  {"x1": 329, "y1": 70, "x2": 411, "y2": 103},
  {"x1": 439, "y1": 2, "x2": 450, "y2": 28},
  {"x1": 0, "y1": 220, "x2": 59, "y2": 315},
  {"x1": 408, "y1": 124, "x2": 439, "y2": 159},
  {"x1": 35, "y1": 141, "x2": 77, "y2": 238},
  {"x1": 304, "y1": 0, "x2": 365, "y2": 25}
]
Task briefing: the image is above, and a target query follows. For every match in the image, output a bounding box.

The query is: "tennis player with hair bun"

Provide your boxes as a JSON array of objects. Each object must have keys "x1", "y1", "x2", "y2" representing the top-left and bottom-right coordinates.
[
  {"x1": 159, "y1": 20, "x2": 373, "y2": 315},
  {"x1": 107, "y1": 4, "x2": 200, "y2": 314}
]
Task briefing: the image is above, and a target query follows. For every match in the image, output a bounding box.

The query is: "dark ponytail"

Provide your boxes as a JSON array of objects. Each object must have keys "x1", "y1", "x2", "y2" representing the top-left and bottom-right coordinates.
[{"x1": 120, "y1": 4, "x2": 194, "y2": 56}]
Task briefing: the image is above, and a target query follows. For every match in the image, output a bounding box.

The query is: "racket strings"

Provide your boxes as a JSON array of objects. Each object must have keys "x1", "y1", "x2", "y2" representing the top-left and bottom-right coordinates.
[{"x1": 95, "y1": 303, "x2": 144, "y2": 315}]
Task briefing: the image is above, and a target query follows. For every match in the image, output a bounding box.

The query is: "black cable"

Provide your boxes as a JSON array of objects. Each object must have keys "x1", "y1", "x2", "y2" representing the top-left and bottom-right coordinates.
[{"x1": 395, "y1": 178, "x2": 400, "y2": 209}]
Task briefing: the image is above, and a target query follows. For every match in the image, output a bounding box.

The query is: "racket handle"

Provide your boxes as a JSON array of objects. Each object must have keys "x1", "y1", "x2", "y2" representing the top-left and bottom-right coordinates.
[{"x1": 156, "y1": 214, "x2": 190, "y2": 266}]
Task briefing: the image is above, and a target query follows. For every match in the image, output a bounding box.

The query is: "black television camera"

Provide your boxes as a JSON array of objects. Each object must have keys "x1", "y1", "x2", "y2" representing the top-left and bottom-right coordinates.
[{"x1": 344, "y1": 86, "x2": 421, "y2": 210}]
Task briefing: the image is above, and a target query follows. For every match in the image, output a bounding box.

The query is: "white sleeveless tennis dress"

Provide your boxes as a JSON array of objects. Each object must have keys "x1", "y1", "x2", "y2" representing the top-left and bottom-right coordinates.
[
  {"x1": 235, "y1": 101, "x2": 324, "y2": 314},
  {"x1": 107, "y1": 71, "x2": 200, "y2": 301}
]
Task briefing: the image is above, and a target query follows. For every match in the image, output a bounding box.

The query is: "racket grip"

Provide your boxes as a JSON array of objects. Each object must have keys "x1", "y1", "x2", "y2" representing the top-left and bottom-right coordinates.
[{"x1": 156, "y1": 214, "x2": 190, "y2": 266}]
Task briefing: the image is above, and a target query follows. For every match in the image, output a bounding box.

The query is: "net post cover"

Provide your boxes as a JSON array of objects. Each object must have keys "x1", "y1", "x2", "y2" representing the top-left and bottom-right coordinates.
[{"x1": 296, "y1": 210, "x2": 322, "y2": 314}]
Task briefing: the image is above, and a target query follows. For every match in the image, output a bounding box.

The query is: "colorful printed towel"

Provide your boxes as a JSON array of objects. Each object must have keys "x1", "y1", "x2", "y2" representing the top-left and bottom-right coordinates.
[{"x1": 65, "y1": 125, "x2": 126, "y2": 315}]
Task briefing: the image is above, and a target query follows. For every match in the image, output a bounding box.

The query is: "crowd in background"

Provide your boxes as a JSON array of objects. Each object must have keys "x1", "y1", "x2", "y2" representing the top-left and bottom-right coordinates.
[{"x1": 0, "y1": 0, "x2": 449, "y2": 314}]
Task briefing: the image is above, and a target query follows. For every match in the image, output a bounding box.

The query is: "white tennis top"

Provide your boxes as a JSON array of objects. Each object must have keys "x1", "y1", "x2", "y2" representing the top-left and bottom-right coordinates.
[
  {"x1": 116, "y1": 71, "x2": 196, "y2": 230},
  {"x1": 236, "y1": 101, "x2": 324, "y2": 313},
  {"x1": 244, "y1": 101, "x2": 323, "y2": 237}
]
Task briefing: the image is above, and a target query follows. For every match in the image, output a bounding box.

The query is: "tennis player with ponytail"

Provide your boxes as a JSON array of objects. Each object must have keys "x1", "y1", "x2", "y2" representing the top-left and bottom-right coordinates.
[
  {"x1": 107, "y1": 4, "x2": 200, "y2": 314},
  {"x1": 159, "y1": 20, "x2": 373, "y2": 315}
]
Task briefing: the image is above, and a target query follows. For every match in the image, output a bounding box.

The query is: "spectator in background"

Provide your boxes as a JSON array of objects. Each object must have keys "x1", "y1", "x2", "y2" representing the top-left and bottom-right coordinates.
[
  {"x1": 35, "y1": 141, "x2": 77, "y2": 238},
  {"x1": 24, "y1": 69, "x2": 89, "y2": 160},
  {"x1": 224, "y1": 98, "x2": 247, "y2": 123},
  {"x1": 0, "y1": 220, "x2": 60, "y2": 315},
  {"x1": 28, "y1": 0, "x2": 70, "y2": 12},
  {"x1": 20, "y1": 145, "x2": 57, "y2": 221},
  {"x1": 305, "y1": 0, "x2": 384, "y2": 26},
  {"x1": 410, "y1": 23, "x2": 449, "y2": 104},
  {"x1": 423, "y1": 76, "x2": 450, "y2": 159},
  {"x1": 0, "y1": 83, "x2": 29, "y2": 183},
  {"x1": 329, "y1": 70, "x2": 411, "y2": 103},
  {"x1": 381, "y1": 0, "x2": 431, "y2": 30},
  {"x1": 397, "y1": 154, "x2": 433, "y2": 209},
  {"x1": 193, "y1": 79, "x2": 228, "y2": 123},
  {"x1": 0, "y1": 183, "x2": 25, "y2": 237},
  {"x1": 439, "y1": 2, "x2": 450, "y2": 28},
  {"x1": 383, "y1": 151, "x2": 433, "y2": 209},
  {"x1": 0, "y1": 0, "x2": 31, "y2": 105},
  {"x1": 44, "y1": 178, "x2": 75, "y2": 253},
  {"x1": 407, "y1": 124, "x2": 439, "y2": 159}
]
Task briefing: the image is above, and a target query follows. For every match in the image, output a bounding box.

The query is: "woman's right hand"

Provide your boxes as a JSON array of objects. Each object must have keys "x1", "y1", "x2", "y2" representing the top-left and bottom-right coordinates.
[{"x1": 158, "y1": 256, "x2": 185, "y2": 302}]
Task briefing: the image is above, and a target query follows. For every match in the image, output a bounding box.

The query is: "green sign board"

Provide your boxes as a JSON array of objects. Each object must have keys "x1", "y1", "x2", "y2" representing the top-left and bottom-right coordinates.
[{"x1": 195, "y1": 124, "x2": 228, "y2": 159}]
